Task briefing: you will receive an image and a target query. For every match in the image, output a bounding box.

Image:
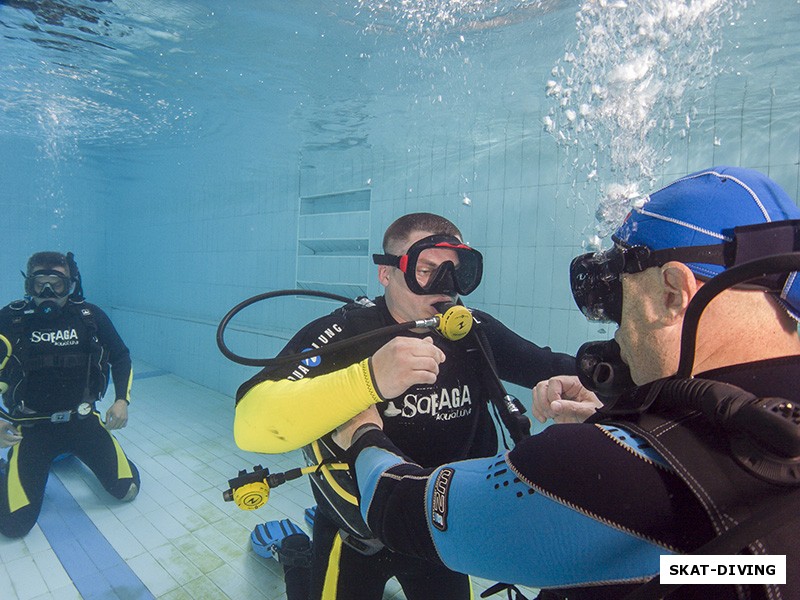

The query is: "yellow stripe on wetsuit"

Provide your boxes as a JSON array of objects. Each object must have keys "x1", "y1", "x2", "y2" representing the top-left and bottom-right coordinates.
[
  {"x1": 321, "y1": 531, "x2": 344, "y2": 600},
  {"x1": 311, "y1": 439, "x2": 357, "y2": 505},
  {"x1": 93, "y1": 414, "x2": 133, "y2": 479},
  {"x1": 7, "y1": 443, "x2": 30, "y2": 512},
  {"x1": 234, "y1": 358, "x2": 381, "y2": 454},
  {"x1": 122, "y1": 366, "x2": 133, "y2": 403}
]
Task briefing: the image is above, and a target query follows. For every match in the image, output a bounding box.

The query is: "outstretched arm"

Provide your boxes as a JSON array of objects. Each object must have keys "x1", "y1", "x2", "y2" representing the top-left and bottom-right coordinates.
[
  {"x1": 338, "y1": 422, "x2": 675, "y2": 589},
  {"x1": 235, "y1": 336, "x2": 445, "y2": 453}
]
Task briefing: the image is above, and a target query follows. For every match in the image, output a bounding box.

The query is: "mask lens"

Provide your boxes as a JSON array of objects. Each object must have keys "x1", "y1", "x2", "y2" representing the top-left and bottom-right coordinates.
[
  {"x1": 570, "y1": 249, "x2": 624, "y2": 323},
  {"x1": 413, "y1": 247, "x2": 450, "y2": 290},
  {"x1": 29, "y1": 273, "x2": 70, "y2": 298},
  {"x1": 452, "y1": 250, "x2": 482, "y2": 295},
  {"x1": 411, "y1": 244, "x2": 483, "y2": 295}
]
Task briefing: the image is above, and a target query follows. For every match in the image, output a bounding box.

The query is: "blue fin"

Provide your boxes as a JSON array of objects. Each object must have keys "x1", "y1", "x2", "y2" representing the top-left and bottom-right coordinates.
[
  {"x1": 304, "y1": 506, "x2": 317, "y2": 528},
  {"x1": 251, "y1": 519, "x2": 304, "y2": 560}
]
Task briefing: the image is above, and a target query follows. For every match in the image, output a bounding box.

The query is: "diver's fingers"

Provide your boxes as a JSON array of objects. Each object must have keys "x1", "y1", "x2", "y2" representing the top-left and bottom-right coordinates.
[
  {"x1": 548, "y1": 399, "x2": 599, "y2": 424},
  {"x1": 372, "y1": 336, "x2": 445, "y2": 398},
  {"x1": 532, "y1": 377, "x2": 566, "y2": 423},
  {"x1": 531, "y1": 380, "x2": 548, "y2": 423},
  {"x1": 0, "y1": 421, "x2": 22, "y2": 447}
]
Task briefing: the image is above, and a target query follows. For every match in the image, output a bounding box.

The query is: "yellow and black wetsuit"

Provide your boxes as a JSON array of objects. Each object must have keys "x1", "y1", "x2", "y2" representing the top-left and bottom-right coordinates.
[
  {"x1": 235, "y1": 296, "x2": 576, "y2": 600},
  {"x1": 0, "y1": 299, "x2": 138, "y2": 539}
]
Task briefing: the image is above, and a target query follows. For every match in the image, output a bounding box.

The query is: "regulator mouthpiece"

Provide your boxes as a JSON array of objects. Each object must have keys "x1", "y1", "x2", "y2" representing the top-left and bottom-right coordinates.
[
  {"x1": 576, "y1": 339, "x2": 636, "y2": 401},
  {"x1": 223, "y1": 465, "x2": 271, "y2": 510},
  {"x1": 432, "y1": 302, "x2": 473, "y2": 341}
]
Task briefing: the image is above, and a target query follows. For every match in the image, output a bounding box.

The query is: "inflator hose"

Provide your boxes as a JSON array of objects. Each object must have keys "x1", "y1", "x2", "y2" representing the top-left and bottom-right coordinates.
[{"x1": 647, "y1": 378, "x2": 800, "y2": 459}]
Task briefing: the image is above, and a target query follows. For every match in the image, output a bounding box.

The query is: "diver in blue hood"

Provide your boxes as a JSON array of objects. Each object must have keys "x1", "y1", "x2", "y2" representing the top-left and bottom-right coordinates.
[{"x1": 335, "y1": 167, "x2": 800, "y2": 599}]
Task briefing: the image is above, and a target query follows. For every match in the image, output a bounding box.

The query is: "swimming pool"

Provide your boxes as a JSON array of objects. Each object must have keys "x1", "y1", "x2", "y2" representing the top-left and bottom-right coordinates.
[
  {"x1": 1, "y1": 1, "x2": 798, "y2": 392},
  {"x1": 0, "y1": 1, "x2": 799, "y2": 597}
]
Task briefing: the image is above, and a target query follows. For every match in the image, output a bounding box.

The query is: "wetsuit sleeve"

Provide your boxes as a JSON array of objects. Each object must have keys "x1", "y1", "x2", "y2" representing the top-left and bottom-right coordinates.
[
  {"x1": 93, "y1": 306, "x2": 133, "y2": 403},
  {"x1": 474, "y1": 310, "x2": 577, "y2": 387},
  {"x1": 351, "y1": 427, "x2": 675, "y2": 590},
  {"x1": 235, "y1": 358, "x2": 382, "y2": 453}
]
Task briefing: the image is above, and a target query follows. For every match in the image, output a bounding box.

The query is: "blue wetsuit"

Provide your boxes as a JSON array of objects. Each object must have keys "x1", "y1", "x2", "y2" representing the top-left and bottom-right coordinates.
[{"x1": 352, "y1": 357, "x2": 800, "y2": 599}]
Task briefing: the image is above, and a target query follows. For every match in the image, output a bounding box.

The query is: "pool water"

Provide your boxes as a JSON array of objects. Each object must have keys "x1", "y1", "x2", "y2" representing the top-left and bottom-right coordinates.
[{"x1": 0, "y1": 1, "x2": 799, "y2": 598}]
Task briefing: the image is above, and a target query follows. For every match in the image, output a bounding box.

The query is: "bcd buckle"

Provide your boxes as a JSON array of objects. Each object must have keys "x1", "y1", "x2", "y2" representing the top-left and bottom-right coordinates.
[{"x1": 50, "y1": 410, "x2": 71, "y2": 423}]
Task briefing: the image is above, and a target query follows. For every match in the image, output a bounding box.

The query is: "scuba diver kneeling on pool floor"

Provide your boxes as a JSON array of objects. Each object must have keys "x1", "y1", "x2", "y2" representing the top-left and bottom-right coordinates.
[{"x1": 0, "y1": 251, "x2": 139, "y2": 539}]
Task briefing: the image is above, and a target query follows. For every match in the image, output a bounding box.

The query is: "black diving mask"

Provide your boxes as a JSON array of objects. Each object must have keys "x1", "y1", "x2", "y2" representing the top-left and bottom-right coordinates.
[
  {"x1": 570, "y1": 219, "x2": 800, "y2": 324},
  {"x1": 373, "y1": 234, "x2": 483, "y2": 296},
  {"x1": 25, "y1": 270, "x2": 72, "y2": 300}
]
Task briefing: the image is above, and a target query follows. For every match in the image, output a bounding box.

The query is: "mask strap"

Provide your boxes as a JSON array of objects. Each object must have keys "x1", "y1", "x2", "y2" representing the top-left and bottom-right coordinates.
[
  {"x1": 372, "y1": 254, "x2": 400, "y2": 267},
  {"x1": 677, "y1": 252, "x2": 800, "y2": 378}
]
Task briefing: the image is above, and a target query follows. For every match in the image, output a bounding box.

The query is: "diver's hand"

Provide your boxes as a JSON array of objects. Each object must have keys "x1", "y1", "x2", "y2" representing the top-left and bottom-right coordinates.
[
  {"x1": 105, "y1": 399, "x2": 129, "y2": 430},
  {"x1": 370, "y1": 336, "x2": 445, "y2": 399},
  {"x1": 332, "y1": 405, "x2": 383, "y2": 450},
  {"x1": 532, "y1": 375, "x2": 603, "y2": 424},
  {"x1": 0, "y1": 420, "x2": 22, "y2": 447}
]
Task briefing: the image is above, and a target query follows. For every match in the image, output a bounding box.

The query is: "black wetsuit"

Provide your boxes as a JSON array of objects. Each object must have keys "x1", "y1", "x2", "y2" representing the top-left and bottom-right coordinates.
[
  {"x1": 0, "y1": 299, "x2": 139, "y2": 538},
  {"x1": 237, "y1": 296, "x2": 576, "y2": 600}
]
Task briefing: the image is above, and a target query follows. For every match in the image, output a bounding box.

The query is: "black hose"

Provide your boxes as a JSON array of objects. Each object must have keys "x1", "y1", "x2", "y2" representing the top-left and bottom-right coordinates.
[
  {"x1": 216, "y1": 289, "x2": 419, "y2": 367},
  {"x1": 651, "y1": 378, "x2": 800, "y2": 458}
]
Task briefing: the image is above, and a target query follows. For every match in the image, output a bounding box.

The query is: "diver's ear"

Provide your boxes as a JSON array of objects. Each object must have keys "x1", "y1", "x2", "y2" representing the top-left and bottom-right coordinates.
[
  {"x1": 661, "y1": 262, "x2": 697, "y2": 323},
  {"x1": 377, "y1": 264, "x2": 391, "y2": 288}
]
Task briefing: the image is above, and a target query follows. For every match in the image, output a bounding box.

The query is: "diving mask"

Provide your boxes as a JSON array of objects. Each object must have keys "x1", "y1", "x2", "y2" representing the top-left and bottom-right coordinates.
[
  {"x1": 373, "y1": 234, "x2": 483, "y2": 296},
  {"x1": 25, "y1": 270, "x2": 72, "y2": 300},
  {"x1": 570, "y1": 220, "x2": 800, "y2": 324}
]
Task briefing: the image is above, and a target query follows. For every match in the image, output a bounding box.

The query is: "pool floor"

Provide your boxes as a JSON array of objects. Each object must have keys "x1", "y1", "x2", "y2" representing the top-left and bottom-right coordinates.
[{"x1": 0, "y1": 359, "x2": 538, "y2": 599}]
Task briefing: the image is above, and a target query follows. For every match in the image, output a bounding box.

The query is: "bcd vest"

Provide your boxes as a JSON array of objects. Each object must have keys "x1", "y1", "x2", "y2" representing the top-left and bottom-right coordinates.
[
  {"x1": 524, "y1": 382, "x2": 799, "y2": 600},
  {"x1": 303, "y1": 300, "x2": 501, "y2": 546},
  {"x1": 1, "y1": 299, "x2": 109, "y2": 415}
]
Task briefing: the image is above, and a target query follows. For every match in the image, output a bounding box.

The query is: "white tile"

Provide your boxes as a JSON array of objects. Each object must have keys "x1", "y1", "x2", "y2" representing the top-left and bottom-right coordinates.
[
  {"x1": 180, "y1": 574, "x2": 231, "y2": 600},
  {"x1": 0, "y1": 536, "x2": 30, "y2": 564},
  {"x1": 92, "y1": 514, "x2": 146, "y2": 561},
  {"x1": 159, "y1": 587, "x2": 195, "y2": 600},
  {"x1": 148, "y1": 544, "x2": 203, "y2": 586},
  {"x1": 172, "y1": 533, "x2": 226, "y2": 575},
  {"x1": 142, "y1": 505, "x2": 192, "y2": 540},
  {"x1": 30, "y1": 587, "x2": 81, "y2": 600},
  {"x1": 31, "y1": 548, "x2": 73, "y2": 591},
  {"x1": 21, "y1": 526, "x2": 50, "y2": 555},
  {"x1": 126, "y1": 550, "x2": 180, "y2": 597},
  {"x1": 0, "y1": 562, "x2": 14, "y2": 595},
  {"x1": 123, "y1": 513, "x2": 170, "y2": 551},
  {"x1": 6, "y1": 555, "x2": 49, "y2": 600},
  {"x1": 206, "y1": 563, "x2": 272, "y2": 600}
]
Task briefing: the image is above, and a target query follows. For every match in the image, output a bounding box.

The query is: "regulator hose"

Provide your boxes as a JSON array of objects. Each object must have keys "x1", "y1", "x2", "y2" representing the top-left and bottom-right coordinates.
[
  {"x1": 609, "y1": 373, "x2": 800, "y2": 486},
  {"x1": 216, "y1": 289, "x2": 473, "y2": 367},
  {"x1": 646, "y1": 378, "x2": 800, "y2": 460}
]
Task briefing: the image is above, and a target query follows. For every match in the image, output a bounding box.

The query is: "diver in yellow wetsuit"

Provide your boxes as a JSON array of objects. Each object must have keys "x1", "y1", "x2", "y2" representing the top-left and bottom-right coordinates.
[{"x1": 235, "y1": 213, "x2": 576, "y2": 600}]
